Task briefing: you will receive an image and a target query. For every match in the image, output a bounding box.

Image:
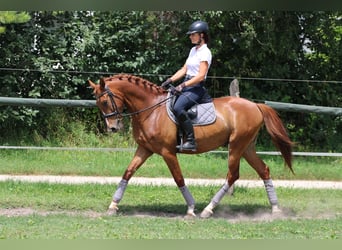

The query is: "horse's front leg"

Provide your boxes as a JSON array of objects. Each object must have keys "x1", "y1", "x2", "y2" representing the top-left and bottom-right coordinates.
[
  {"x1": 162, "y1": 152, "x2": 196, "y2": 218},
  {"x1": 108, "y1": 146, "x2": 153, "y2": 215}
]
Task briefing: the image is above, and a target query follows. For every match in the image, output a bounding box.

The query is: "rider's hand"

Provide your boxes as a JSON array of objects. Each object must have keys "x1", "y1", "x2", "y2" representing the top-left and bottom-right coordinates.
[
  {"x1": 161, "y1": 78, "x2": 172, "y2": 89},
  {"x1": 175, "y1": 83, "x2": 185, "y2": 92}
]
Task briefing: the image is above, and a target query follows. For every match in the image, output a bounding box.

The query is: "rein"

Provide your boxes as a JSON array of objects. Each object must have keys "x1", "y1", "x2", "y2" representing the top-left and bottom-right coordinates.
[{"x1": 97, "y1": 86, "x2": 174, "y2": 118}]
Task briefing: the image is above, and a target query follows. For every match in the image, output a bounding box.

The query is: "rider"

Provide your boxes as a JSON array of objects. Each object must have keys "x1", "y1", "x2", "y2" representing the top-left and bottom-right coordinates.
[{"x1": 161, "y1": 20, "x2": 212, "y2": 151}]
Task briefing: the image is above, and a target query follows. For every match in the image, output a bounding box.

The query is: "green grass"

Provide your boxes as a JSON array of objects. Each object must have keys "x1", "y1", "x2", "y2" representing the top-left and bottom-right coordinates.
[
  {"x1": 0, "y1": 181, "x2": 341, "y2": 239},
  {"x1": 0, "y1": 214, "x2": 341, "y2": 239},
  {"x1": 0, "y1": 149, "x2": 341, "y2": 180},
  {"x1": 1, "y1": 181, "x2": 341, "y2": 217}
]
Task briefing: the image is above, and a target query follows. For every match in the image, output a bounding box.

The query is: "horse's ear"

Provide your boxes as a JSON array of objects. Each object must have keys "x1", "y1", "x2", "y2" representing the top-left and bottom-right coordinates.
[
  {"x1": 88, "y1": 80, "x2": 96, "y2": 89},
  {"x1": 100, "y1": 78, "x2": 106, "y2": 90}
]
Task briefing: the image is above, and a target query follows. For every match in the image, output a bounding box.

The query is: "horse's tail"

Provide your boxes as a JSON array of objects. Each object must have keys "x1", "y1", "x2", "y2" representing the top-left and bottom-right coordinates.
[{"x1": 256, "y1": 103, "x2": 294, "y2": 174}]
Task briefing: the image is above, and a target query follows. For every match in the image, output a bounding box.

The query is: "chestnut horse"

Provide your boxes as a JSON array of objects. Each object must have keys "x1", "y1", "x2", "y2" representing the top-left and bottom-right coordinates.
[{"x1": 89, "y1": 74, "x2": 294, "y2": 218}]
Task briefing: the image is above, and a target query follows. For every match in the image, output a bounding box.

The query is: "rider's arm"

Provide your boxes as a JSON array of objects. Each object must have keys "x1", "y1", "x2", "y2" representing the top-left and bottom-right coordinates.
[{"x1": 170, "y1": 64, "x2": 187, "y2": 82}]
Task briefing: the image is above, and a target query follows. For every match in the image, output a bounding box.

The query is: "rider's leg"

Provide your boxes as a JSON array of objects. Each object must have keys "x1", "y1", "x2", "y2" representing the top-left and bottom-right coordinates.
[{"x1": 176, "y1": 110, "x2": 196, "y2": 151}]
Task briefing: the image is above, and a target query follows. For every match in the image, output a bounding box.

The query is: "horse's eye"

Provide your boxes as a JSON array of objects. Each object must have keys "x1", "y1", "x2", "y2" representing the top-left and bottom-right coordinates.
[{"x1": 102, "y1": 100, "x2": 108, "y2": 107}]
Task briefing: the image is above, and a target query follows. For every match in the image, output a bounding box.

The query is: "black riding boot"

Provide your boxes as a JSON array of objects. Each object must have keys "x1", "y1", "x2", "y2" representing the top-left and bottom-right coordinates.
[{"x1": 176, "y1": 111, "x2": 197, "y2": 151}]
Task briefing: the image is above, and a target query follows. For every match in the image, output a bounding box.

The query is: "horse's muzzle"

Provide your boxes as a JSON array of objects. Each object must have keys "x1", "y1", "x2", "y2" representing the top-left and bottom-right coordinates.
[
  {"x1": 106, "y1": 118, "x2": 124, "y2": 133},
  {"x1": 107, "y1": 126, "x2": 120, "y2": 133}
]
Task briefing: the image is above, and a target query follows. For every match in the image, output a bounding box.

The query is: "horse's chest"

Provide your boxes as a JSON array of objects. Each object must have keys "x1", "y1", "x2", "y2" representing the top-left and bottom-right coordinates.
[{"x1": 133, "y1": 127, "x2": 153, "y2": 145}]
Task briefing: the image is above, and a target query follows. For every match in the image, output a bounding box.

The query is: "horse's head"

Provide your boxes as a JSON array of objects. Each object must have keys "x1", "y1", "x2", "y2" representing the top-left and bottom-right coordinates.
[{"x1": 89, "y1": 78, "x2": 124, "y2": 133}]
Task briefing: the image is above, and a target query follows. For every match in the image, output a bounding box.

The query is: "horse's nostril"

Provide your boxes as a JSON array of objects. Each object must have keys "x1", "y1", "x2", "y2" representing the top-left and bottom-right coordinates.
[{"x1": 107, "y1": 127, "x2": 117, "y2": 133}]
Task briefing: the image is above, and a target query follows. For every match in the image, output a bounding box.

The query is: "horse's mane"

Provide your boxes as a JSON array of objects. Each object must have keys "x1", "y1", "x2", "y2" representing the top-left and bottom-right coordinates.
[{"x1": 103, "y1": 74, "x2": 167, "y2": 93}]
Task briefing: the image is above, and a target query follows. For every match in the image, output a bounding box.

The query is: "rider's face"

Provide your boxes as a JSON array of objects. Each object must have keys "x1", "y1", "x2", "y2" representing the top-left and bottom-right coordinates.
[{"x1": 189, "y1": 32, "x2": 202, "y2": 45}]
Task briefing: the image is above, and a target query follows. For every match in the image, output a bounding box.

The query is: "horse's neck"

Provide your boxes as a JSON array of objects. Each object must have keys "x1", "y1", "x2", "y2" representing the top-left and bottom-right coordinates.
[{"x1": 120, "y1": 83, "x2": 166, "y2": 113}]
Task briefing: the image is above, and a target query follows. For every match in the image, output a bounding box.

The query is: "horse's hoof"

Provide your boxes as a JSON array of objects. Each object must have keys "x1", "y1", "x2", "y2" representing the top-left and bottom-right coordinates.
[
  {"x1": 107, "y1": 208, "x2": 118, "y2": 216},
  {"x1": 184, "y1": 212, "x2": 197, "y2": 219},
  {"x1": 107, "y1": 201, "x2": 119, "y2": 215},
  {"x1": 272, "y1": 205, "x2": 282, "y2": 214},
  {"x1": 200, "y1": 208, "x2": 213, "y2": 218}
]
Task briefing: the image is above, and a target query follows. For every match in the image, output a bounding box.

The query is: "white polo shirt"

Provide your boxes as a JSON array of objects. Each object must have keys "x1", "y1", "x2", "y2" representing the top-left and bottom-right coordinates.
[{"x1": 185, "y1": 44, "x2": 212, "y2": 78}]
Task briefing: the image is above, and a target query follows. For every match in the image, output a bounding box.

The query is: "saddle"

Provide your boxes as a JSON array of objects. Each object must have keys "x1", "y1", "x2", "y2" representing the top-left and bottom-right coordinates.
[{"x1": 166, "y1": 92, "x2": 216, "y2": 126}]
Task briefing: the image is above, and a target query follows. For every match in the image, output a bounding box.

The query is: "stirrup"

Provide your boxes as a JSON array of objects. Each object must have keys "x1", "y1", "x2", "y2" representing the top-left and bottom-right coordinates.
[{"x1": 176, "y1": 141, "x2": 197, "y2": 151}]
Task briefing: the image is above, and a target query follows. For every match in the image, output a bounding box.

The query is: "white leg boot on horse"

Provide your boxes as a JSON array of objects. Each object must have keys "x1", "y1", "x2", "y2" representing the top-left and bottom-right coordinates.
[
  {"x1": 107, "y1": 179, "x2": 128, "y2": 215},
  {"x1": 264, "y1": 179, "x2": 282, "y2": 214},
  {"x1": 179, "y1": 186, "x2": 196, "y2": 218},
  {"x1": 200, "y1": 181, "x2": 230, "y2": 218}
]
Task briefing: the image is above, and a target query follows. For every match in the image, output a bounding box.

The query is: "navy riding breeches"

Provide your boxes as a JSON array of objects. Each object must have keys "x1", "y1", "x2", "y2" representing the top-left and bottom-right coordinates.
[{"x1": 173, "y1": 84, "x2": 206, "y2": 118}]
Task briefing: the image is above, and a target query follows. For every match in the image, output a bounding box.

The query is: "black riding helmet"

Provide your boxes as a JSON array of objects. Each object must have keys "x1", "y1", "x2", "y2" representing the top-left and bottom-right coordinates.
[{"x1": 186, "y1": 20, "x2": 209, "y2": 35}]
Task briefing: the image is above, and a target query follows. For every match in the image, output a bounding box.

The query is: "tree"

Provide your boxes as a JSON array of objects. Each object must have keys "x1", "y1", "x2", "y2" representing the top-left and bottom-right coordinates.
[{"x1": 0, "y1": 11, "x2": 30, "y2": 34}]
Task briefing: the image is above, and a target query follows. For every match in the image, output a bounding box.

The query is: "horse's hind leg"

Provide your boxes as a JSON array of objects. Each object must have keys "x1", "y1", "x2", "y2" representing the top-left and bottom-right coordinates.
[
  {"x1": 200, "y1": 142, "x2": 242, "y2": 218},
  {"x1": 243, "y1": 144, "x2": 281, "y2": 214}
]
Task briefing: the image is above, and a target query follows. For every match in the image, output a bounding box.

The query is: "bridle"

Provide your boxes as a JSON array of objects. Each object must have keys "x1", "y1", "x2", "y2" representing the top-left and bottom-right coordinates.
[
  {"x1": 96, "y1": 86, "x2": 124, "y2": 119},
  {"x1": 96, "y1": 86, "x2": 174, "y2": 119}
]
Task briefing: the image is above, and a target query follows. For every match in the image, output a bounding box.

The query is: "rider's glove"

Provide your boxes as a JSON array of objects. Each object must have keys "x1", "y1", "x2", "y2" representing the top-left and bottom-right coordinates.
[
  {"x1": 175, "y1": 82, "x2": 186, "y2": 92},
  {"x1": 161, "y1": 78, "x2": 172, "y2": 89}
]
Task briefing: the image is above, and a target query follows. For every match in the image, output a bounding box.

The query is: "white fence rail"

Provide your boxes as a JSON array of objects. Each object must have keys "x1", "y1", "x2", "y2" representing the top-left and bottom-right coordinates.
[
  {"x1": 1, "y1": 96, "x2": 342, "y2": 115},
  {"x1": 0, "y1": 146, "x2": 341, "y2": 157}
]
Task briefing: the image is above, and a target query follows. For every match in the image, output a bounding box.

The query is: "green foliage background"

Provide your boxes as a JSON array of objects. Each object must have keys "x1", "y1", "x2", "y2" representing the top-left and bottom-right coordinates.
[{"x1": 0, "y1": 11, "x2": 341, "y2": 151}]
